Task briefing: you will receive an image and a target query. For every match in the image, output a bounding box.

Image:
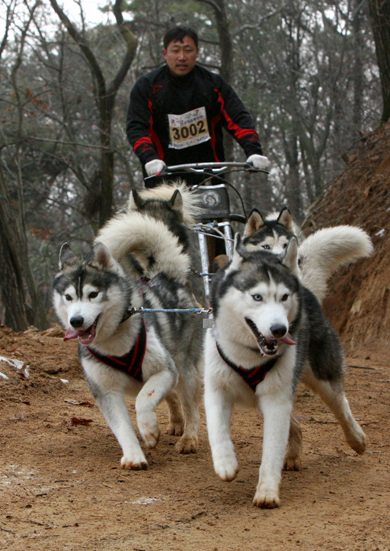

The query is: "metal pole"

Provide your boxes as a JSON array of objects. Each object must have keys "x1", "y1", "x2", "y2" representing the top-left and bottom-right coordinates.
[
  {"x1": 198, "y1": 230, "x2": 211, "y2": 307},
  {"x1": 221, "y1": 222, "x2": 234, "y2": 259}
]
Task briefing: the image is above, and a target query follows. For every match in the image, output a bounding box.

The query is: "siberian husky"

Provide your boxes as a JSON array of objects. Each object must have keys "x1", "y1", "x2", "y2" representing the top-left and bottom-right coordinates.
[
  {"x1": 53, "y1": 207, "x2": 202, "y2": 470},
  {"x1": 243, "y1": 207, "x2": 373, "y2": 302},
  {"x1": 204, "y1": 236, "x2": 366, "y2": 507},
  {"x1": 127, "y1": 182, "x2": 200, "y2": 254}
]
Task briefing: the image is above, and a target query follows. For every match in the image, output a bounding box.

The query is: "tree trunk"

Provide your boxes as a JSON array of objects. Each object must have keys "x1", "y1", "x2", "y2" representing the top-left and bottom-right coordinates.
[
  {"x1": 352, "y1": 0, "x2": 364, "y2": 133},
  {"x1": 0, "y1": 239, "x2": 29, "y2": 331},
  {"x1": 283, "y1": 131, "x2": 303, "y2": 221},
  {"x1": 0, "y1": 165, "x2": 30, "y2": 331},
  {"x1": 367, "y1": 0, "x2": 390, "y2": 122}
]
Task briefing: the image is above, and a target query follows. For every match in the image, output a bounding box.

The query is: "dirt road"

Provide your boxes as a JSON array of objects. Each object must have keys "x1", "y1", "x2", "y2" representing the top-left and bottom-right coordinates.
[{"x1": 0, "y1": 326, "x2": 389, "y2": 551}]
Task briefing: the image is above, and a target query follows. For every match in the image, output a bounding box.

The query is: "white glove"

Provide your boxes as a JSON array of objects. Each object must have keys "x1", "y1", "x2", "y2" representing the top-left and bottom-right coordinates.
[
  {"x1": 145, "y1": 159, "x2": 166, "y2": 176},
  {"x1": 246, "y1": 154, "x2": 270, "y2": 171}
]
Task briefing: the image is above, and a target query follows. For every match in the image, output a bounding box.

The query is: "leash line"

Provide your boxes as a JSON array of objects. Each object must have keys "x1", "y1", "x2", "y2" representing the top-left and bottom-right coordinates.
[{"x1": 129, "y1": 307, "x2": 213, "y2": 315}]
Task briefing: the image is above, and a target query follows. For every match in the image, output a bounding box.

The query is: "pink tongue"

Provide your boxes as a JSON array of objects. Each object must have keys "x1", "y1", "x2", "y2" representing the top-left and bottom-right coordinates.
[
  {"x1": 280, "y1": 333, "x2": 297, "y2": 346},
  {"x1": 64, "y1": 328, "x2": 82, "y2": 341}
]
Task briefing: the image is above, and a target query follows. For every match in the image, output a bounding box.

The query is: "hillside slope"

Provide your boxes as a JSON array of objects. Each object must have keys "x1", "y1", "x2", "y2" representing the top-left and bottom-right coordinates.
[{"x1": 303, "y1": 122, "x2": 390, "y2": 363}]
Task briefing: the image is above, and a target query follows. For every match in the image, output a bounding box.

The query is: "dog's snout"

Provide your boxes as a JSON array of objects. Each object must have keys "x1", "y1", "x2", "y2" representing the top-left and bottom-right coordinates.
[
  {"x1": 270, "y1": 323, "x2": 287, "y2": 338},
  {"x1": 70, "y1": 315, "x2": 84, "y2": 328}
]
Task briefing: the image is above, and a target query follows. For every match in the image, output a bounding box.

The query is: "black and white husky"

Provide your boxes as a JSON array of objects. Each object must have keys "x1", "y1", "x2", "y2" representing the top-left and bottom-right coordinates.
[
  {"x1": 204, "y1": 236, "x2": 366, "y2": 508},
  {"x1": 53, "y1": 206, "x2": 202, "y2": 470},
  {"x1": 243, "y1": 207, "x2": 373, "y2": 302}
]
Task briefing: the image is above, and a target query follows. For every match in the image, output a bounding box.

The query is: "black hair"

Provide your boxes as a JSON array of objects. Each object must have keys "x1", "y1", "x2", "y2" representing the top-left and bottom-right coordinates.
[{"x1": 163, "y1": 26, "x2": 199, "y2": 50}]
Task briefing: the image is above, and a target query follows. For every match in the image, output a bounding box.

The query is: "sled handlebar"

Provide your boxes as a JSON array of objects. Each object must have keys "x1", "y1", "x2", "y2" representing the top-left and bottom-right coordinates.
[
  {"x1": 144, "y1": 161, "x2": 269, "y2": 188},
  {"x1": 162, "y1": 161, "x2": 268, "y2": 174}
]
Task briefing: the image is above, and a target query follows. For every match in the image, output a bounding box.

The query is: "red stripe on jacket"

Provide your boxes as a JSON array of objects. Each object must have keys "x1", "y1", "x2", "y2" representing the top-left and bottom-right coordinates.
[
  {"x1": 215, "y1": 88, "x2": 259, "y2": 142},
  {"x1": 133, "y1": 98, "x2": 165, "y2": 160}
]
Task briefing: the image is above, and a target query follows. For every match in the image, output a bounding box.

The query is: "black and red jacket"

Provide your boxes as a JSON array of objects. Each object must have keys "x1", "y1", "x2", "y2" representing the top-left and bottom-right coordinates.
[{"x1": 126, "y1": 64, "x2": 263, "y2": 173}]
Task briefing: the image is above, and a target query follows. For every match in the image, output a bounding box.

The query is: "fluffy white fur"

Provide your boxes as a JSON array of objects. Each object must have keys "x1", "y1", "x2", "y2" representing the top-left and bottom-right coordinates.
[
  {"x1": 299, "y1": 225, "x2": 374, "y2": 302},
  {"x1": 96, "y1": 211, "x2": 190, "y2": 284}
]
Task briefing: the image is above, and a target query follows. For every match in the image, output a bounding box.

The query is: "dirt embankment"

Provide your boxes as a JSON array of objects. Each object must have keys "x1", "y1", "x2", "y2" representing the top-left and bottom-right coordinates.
[{"x1": 303, "y1": 122, "x2": 390, "y2": 364}]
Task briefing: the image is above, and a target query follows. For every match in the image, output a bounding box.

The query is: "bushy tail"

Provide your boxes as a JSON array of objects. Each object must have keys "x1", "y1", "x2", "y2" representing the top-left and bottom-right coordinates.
[
  {"x1": 96, "y1": 211, "x2": 190, "y2": 284},
  {"x1": 299, "y1": 226, "x2": 373, "y2": 302}
]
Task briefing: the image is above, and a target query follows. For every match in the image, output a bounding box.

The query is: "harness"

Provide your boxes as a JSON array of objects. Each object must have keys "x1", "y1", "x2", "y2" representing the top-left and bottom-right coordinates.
[
  {"x1": 86, "y1": 320, "x2": 147, "y2": 382},
  {"x1": 216, "y1": 342, "x2": 278, "y2": 391}
]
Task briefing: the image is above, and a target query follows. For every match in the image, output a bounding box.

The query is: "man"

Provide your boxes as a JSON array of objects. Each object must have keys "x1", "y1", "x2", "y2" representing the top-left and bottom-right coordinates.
[{"x1": 126, "y1": 26, "x2": 269, "y2": 178}]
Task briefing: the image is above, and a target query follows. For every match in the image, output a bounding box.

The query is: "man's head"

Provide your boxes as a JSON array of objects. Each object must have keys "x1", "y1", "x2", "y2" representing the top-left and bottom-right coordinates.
[{"x1": 163, "y1": 26, "x2": 199, "y2": 77}]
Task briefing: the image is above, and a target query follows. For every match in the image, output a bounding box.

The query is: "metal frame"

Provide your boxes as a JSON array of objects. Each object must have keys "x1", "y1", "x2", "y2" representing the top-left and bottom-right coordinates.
[{"x1": 145, "y1": 162, "x2": 268, "y2": 309}]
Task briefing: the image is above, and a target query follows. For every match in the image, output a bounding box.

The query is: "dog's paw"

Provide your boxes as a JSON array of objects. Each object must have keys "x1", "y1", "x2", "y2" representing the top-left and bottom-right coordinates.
[
  {"x1": 166, "y1": 420, "x2": 184, "y2": 437},
  {"x1": 121, "y1": 453, "x2": 148, "y2": 470},
  {"x1": 175, "y1": 434, "x2": 198, "y2": 454},
  {"x1": 346, "y1": 426, "x2": 367, "y2": 455},
  {"x1": 284, "y1": 454, "x2": 302, "y2": 471},
  {"x1": 214, "y1": 456, "x2": 239, "y2": 482},
  {"x1": 141, "y1": 427, "x2": 160, "y2": 449},
  {"x1": 253, "y1": 483, "x2": 280, "y2": 508},
  {"x1": 138, "y1": 412, "x2": 160, "y2": 448}
]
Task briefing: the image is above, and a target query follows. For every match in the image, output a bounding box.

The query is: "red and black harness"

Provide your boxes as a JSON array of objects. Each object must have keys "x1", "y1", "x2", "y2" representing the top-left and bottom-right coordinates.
[
  {"x1": 86, "y1": 320, "x2": 147, "y2": 382},
  {"x1": 216, "y1": 342, "x2": 278, "y2": 391}
]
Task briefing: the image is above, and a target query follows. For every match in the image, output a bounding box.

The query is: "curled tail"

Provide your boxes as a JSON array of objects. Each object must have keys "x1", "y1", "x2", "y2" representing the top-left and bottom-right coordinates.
[
  {"x1": 96, "y1": 211, "x2": 191, "y2": 284},
  {"x1": 299, "y1": 226, "x2": 373, "y2": 302}
]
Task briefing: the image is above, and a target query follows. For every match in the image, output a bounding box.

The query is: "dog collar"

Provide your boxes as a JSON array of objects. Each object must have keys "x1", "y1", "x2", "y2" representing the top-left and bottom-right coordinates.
[
  {"x1": 86, "y1": 320, "x2": 147, "y2": 381},
  {"x1": 216, "y1": 341, "x2": 278, "y2": 391}
]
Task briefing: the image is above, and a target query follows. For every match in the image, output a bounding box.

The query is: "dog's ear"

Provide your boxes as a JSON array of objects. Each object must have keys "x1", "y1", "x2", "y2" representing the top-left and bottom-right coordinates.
[
  {"x1": 169, "y1": 189, "x2": 184, "y2": 218},
  {"x1": 92, "y1": 242, "x2": 118, "y2": 271},
  {"x1": 277, "y1": 207, "x2": 294, "y2": 232},
  {"x1": 281, "y1": 237, "x2": 299, "y2": 276},
  {"x1": 244, "y1": 209, "x2": 265, "y2": 236},
  {"x1": 230, "y1": 233, "x2": 245, "y2": 270},
  {"x1": 58, "y1": 243, "x2": 78, "y2": 271},
  {"x1": 128, "y1": 188, "x2": 145, "y2": 211}
]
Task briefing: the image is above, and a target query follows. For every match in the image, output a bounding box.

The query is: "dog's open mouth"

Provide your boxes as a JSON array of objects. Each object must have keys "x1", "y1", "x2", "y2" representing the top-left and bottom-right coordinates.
[
  {"x1": 64, "y1": 318, "x2": 98, "y2": 345},
  {"x1": 245, "y1": 318, "x2": 296, "y2": 356}
]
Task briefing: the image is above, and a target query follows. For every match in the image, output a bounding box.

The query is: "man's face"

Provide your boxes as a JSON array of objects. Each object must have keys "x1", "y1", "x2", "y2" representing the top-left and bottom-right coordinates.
[{"x1": 163, "y1": 36, "x2": 199, "y2": 77}]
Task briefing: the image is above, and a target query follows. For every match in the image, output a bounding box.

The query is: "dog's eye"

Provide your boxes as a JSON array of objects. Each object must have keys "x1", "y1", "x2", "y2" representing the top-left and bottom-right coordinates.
[
  {"x1": 252, "y1": 294, "x2": 263, "y2": 302},
  {"x1": 262, "y1": 244, "x2": 271, "y2": 250},
  {"x1": 88, "y1": 291, "x2": 99, "y2": 300},
  {"x1": 281, "y1": 294, "x2": 290, "y2": 302},
  {"x1": 65, "y1": 294, "x2": 72, "y2": 302},
  {"x1": 283, "y1": 242, "x2": 288, "y2": 249}
]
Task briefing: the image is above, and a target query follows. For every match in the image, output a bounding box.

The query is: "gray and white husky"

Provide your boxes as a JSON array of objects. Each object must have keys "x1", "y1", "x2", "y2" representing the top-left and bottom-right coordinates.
[
  {"x1": 204, "y1": 236, "x2": 366, "y2": 508},
  {"x1": 53, "y1": 208, "x2": 202, "y2": 469},
  {"x1": 243, "y1": 207, "x2": 373, "y2": 302}
]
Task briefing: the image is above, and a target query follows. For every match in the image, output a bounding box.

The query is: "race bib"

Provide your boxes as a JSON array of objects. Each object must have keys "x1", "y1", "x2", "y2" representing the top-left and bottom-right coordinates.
[{"x1": 168, "y1": 107, "x2": 210, "y2": 149}]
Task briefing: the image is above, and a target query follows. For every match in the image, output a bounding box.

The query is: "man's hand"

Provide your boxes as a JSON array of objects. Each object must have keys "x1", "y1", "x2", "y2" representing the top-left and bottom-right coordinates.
[
  {"x1": 145, "y1": 159, "x2": 166, "y2": 176},
  {"x1": 246, "y1": 154, "x2": 270, "y2": 171}
]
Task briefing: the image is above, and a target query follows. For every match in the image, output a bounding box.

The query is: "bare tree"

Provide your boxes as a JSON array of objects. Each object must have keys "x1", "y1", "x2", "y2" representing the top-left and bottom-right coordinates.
[
  {"x1": 0, "y1": 0, "x2": 49, "y2": 330},
  {"x1": 49, "y1": 0, "x2": 138, "y2": 227}
]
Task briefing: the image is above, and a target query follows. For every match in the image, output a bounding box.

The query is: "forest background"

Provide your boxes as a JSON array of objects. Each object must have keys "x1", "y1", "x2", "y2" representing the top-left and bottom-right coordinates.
[{"x1": 0, "y1": 0, "x2": 388, "y2": 331}]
